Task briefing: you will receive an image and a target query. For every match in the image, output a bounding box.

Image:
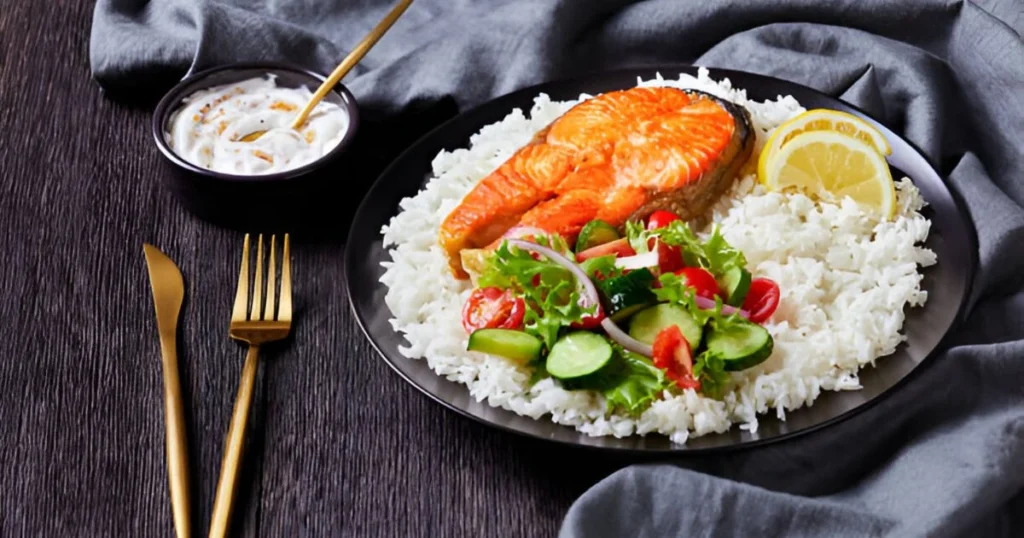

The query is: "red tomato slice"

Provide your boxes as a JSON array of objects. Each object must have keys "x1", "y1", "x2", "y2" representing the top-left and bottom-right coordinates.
[
  {"x1": 652, "y1": 325, "x2": 700, "y2": 390},
  {"x1": 576, "y1": 238, "x2": 635, "y2": 262},
  {"x1": 651, "y1": 325, "x2": 681, "y2": 371},
  {"x1": 646, "y1": 210, "x2": 682, "y2": 230},
  {"x1": 571, "y1": 303, "x2": 605, "y2": 329},
  {"x1": 655, "y1": 240, "x2": 684, "y2": 274},
  {"x1": 462, "y1": 287, "x2": 526, "y2": 333},
  {"x1": 742, "y1": 278, "x2": 781, "y2": 324},
  {"x1": 673, "y1": 267, "x2": 721, "y2": 300}
]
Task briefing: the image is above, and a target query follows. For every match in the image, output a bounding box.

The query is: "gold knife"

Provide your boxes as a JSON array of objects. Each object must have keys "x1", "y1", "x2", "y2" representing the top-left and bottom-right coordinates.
[{"x1": 143, "y1": 244, "x2": 192, "y2": 538}]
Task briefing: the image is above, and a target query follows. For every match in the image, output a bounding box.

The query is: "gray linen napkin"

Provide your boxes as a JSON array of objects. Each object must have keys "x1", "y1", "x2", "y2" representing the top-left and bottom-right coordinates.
[{"x1": 91, "y1": 1, "x2": 1024, "y2": 536}]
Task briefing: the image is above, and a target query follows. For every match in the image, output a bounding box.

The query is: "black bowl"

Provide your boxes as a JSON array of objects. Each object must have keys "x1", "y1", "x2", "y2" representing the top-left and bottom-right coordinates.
[{"x1": 152, "y1": 62, "x2": 360, "y2": 231}]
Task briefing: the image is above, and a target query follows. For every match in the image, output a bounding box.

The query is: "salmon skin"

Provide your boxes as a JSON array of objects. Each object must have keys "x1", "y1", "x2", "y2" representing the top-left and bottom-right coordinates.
[{"x1": 439, "y1": 87, "x2": 754, "y2": 279}]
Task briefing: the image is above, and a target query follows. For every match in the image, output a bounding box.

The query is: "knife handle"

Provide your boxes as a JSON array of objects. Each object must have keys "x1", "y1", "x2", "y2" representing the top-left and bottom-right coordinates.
[{"x1": 160, "y1": 337, "x2": 192, "y2": 538}]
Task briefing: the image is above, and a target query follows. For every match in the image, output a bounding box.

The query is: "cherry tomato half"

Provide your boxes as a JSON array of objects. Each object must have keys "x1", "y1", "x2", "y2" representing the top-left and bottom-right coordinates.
[
  {"x1": 742, "y1": 278, "x2": 781, "y2": 324},
  {"x1": 646, "y1": 210, "x2": 682, "y2": 230},
  {"x1": 673, "y1": 267, "x2": 721, "y2": 300},
  {"x1": 652, "y1": 325, "x2": 700, "y2": 390},
  {"x1": 462, "y1": 287, "x2": 526, "y2": 333},
  {"x1": 576, "y1": 237, "x2": 635, "y2": 262}
]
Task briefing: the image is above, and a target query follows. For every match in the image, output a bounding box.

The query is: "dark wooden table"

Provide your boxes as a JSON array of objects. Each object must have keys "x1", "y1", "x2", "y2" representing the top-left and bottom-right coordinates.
[{"x1": 0, "y1": 2, "x2": 633, "y2": 536}]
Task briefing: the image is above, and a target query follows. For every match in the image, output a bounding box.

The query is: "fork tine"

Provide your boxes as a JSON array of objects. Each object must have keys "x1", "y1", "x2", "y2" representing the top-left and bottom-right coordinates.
[
  {"x1": 250, "y1": 235, "x2": 264, "y2": 321},
  {"x1": 232, "y1": 234, "x2": 250, "y2": 322},
  {"x1": 263, "y1": 235, "x2": 277, "y2": 321},
  {"x1": 279, "y1": 234, "x2": 292, "y2": 322}
]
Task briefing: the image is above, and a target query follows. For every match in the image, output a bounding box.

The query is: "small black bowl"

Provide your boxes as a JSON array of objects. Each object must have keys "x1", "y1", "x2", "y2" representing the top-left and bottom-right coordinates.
[{"x1": 152, "y1": 62, "x2": 360, "y2": 231}]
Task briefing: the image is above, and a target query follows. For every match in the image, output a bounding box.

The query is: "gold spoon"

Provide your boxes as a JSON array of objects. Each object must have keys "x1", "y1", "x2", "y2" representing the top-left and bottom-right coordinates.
[{"x1": 241, "y1": 0, "x2": 413, "y2": 142}]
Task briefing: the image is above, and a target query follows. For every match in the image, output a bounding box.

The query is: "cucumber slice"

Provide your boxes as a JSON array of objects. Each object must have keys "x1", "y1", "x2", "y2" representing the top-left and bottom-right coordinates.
[
  {"x1": 705, "y1": 319, "x2": 773, "y2": 371},
  {"x1": 468, "y1": 329, "x2": 542, "y2": 364},
  {"x1": 628, "y1": 303, "x2": 703, "y2": 349},
  {"x1": 720, "y1": 267, "x2": 752, "y2": 307},
  {"x1": 609, "y1": 303, "x2": 652, "y2": 323},
  {"x1": 576, "y1": 219, "x2": 620, "y2": 252},
  {"x1": 545, "y1": 331, "x2": 614, "y2": 380},
  {"x1": 599, "y1": 268, "x2": 656, "y2": 321}
]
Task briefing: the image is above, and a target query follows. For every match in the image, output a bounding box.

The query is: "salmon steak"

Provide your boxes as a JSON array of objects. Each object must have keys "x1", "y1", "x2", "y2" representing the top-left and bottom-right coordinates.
[{"x1": 438, "y1": 87, "x2": 754, "y2": 278}]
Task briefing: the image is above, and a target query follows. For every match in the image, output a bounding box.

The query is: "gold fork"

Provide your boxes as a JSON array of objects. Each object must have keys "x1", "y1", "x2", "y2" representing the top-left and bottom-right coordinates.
[{"x1": 208, "y1": 234, "x2": 292, "y2": 538}]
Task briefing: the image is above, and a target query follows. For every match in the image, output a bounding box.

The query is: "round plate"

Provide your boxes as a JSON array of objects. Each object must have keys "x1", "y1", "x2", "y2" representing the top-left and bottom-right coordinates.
[{"x1": 344, "y1": 65, "x2": 976, "y2": 453}]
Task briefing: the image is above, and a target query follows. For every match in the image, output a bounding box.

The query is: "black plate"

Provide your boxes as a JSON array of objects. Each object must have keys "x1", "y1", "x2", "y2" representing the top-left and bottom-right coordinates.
[{"x1": 344, "y1": 65, "x2": 976, "y2": 453}]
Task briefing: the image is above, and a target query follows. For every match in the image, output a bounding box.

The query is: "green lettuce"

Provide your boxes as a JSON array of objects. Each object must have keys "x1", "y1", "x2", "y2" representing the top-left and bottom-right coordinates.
[
  {"x1": 579, "y1": 254, "x2": 623, "y2": 281},
  {"x1": 563, "y1": 343, "x2": 671, "y2": 415},
  {"x1": 626, "y1": 220, "x2": 747, "y2": 277},
  {"x1": 601, "y1": 349, "x2": 671, "y2": 414},
  {"x1": 700, "y1": 226, "x2": 747, "y2": 276},
  {"x1": 653, "y1": 272, "x2": 714, "y2": 326},
  {"x1": 692, "y1": 351, "x2": 730, "y2": 400},
  {"x1": 624, "y1": 220, "x2": 656, "y2": 254},
  {"x1": 477, "y1": 236, "x2": 592, "y2": 349}
]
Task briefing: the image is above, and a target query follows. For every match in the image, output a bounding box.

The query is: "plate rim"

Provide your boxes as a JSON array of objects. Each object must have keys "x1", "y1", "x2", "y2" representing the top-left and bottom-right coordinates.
[{"x1": 344, "y1": 63, "x2": 978, "y2": 454}]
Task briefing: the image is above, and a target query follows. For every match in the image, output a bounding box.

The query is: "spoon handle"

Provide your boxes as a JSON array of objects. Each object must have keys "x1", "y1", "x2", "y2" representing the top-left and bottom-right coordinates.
[{"x1": 291, "y1": 0, "x2": 413, "y2": 130}]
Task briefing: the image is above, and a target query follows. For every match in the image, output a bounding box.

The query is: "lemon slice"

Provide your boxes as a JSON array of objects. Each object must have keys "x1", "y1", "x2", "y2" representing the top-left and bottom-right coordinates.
[
  {"x1": 762, "y1": 130, "x2": 897, "y2": 218},
  {"x1": 758, "y1": 109, "x2": 891, "y2": 184}
]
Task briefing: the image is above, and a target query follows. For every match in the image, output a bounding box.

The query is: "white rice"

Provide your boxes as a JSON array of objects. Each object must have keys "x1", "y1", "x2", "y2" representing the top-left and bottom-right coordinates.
[{"x1": 379, "y1": 68, "x2": 937, "y2": 444}]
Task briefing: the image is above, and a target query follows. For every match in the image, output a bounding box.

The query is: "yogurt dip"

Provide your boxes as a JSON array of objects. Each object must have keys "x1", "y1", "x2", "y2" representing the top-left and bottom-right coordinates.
[{"x1": 166, "y1": 75, "x2": 350, "y2": 175}]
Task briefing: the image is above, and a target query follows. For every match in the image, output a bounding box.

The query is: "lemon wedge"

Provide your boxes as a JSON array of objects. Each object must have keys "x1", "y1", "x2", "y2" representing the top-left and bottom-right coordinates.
[
  {"x1": 758, "y1": 109, "x2": 891, "y2": 184},
  {"x1": 762, "y1": 130, "x2": 897, "y2": 218}
]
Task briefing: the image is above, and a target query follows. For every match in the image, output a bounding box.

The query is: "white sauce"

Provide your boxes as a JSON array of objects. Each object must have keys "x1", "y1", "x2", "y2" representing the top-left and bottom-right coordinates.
[{"x1": 166, "y1": 75, "x2": 350, "y2": 175}]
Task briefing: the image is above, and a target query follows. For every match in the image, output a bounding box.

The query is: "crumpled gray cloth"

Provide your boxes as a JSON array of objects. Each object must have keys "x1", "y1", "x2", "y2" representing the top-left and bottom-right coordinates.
[{"x1": 91, "y1": 0, "x2": 1024, "y2": 536}]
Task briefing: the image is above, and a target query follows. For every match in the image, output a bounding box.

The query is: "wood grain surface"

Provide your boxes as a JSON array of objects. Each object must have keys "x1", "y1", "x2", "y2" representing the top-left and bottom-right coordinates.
[{"x1": 0, "y1": 2, "x2": 634, "y2": 537}]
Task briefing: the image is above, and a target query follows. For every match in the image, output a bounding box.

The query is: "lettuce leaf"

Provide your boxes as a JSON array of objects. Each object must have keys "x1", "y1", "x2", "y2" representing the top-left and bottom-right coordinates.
[
  {"x1": 700, "y1": 225, "x2": 747, "y2": 276},
  {"x1": 653, "y1": 272, "x2": 714, "y2": 326},
  {"x1": 626, "y1": 220, "x2": 747, "y2": 277},
  {"x1": 601, "y1": 349, "x2": 671, "y2": 414},
  {"x1": 563, "y1": 343, "x2": 670, "y2": 415},
  {"x1": 536, "y1": 233, "x2": 576, "y2": 257},
  {"x1": 624, "y1": 221, "x2": 653, "y2": 254},
  {"x1": 579, "y1": 254, "x2": 623, "y2": 281},
  {"x1": 477, "y1": 237, "x2": 591, "y2": 349},
  {"x1": 692, "y1": 351, "x2": 730, "y2": 400}
]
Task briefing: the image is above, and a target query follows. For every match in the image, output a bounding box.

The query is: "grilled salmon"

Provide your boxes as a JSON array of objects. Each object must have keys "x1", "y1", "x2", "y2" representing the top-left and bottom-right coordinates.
[{"x1": 439, "y1": 87, "x2": 754, "y2": 278}]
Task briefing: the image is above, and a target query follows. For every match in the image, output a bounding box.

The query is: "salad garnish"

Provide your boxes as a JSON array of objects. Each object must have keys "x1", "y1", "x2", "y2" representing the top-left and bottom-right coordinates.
[
  {"x1": 476, "y1": 236, "x2": 595, "y2": 349},
  {"x1": 462, "y1": 210, "x2": 781, "y2": 412}
]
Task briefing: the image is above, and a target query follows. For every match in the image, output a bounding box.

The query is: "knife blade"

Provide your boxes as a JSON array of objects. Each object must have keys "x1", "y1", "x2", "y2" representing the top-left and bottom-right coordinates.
[{"x1": 143, "y1": 244, "x2": 192, "y2": 538}]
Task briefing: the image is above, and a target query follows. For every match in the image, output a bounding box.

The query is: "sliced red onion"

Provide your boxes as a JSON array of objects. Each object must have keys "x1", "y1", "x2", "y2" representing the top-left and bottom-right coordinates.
[
  {"x1": 694, "y1": 295, "x2": 750, "y2": 318},
  {"x1": 600, "y1": 318, "x2": 653, "y2": 356},
  {"x1": 614, "y1": 251, "x2": 660, "y2": 271},
  {"x1": 502, "y1": 226, "x2": 548, "y2": 240},
  {"x1": 506, "y1": 239, "x2": 599, "y2": 306}
]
